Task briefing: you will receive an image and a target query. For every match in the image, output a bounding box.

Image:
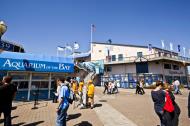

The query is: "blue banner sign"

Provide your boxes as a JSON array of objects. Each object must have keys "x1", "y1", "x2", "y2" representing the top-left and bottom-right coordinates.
[{"x1": 0, "y1": 58, "x2": 74, "y2": 73}]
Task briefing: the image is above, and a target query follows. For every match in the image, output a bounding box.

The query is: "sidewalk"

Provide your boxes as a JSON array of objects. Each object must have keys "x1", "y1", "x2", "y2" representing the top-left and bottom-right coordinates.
[
  {"x1": 1, "y1": 100, "x2": 103, "y2": 126},
  {"x1": 1, "y1": 87, "x2": 189, "y2": 126}
]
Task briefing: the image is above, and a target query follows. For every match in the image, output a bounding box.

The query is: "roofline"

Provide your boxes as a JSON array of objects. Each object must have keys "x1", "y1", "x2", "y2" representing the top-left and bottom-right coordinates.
[
  {"x1": 1, "y1": 39, "x2": 24, "y2": 49},
  {"x1": 92, "y1": 41, "x2": 178, "y2": 54}
]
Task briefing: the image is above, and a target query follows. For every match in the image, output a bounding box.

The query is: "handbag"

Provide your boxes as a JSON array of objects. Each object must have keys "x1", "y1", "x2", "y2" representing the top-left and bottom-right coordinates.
[{"x1": 163, "y1": 91, "x2": 174, "y2": 112}]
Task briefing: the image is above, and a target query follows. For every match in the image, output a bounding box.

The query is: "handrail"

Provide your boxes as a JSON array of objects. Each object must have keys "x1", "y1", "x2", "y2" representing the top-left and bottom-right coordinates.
[{"x1": 103, "y1": 52, "x2": 190, "y2": 64}]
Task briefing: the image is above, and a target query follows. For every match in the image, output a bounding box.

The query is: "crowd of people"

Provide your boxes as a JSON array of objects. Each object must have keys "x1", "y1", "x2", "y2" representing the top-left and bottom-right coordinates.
[
  {"x1": 0, "y1": 75, "x2": 190, "y2": 126},
  {"x1": 53, "y1": 77, "x2": 95, "y2": 126},
  {"x1": 103, "y1": 81, "x2": 119, "y2": 94}
]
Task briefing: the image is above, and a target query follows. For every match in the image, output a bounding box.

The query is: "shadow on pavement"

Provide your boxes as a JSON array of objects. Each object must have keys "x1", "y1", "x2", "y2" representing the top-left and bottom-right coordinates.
[
  {"x1": 99, "y1": 99, "x2": 107, "y2": 102},
  {"x1": 23, "y1": 121, "x2": 44, "y2": 126},
  {"x1": 12, "y1": 106, "x2": 17, "y2": 110},
  {"x1": 0, "y1": 116, "x2": 19, "y2": 124},
  {"x1": 12, "y1": 122, "x2": 25, "y2": 126},
  {"x1": 67, "y1": 113, "x2": 81, "y2": 121},
  {"x1": 94, "y1": 103, "x2": 102, "y2": 108},
  {"x1": 74, "y1": 121, "x2": 92, "y2": 126}
]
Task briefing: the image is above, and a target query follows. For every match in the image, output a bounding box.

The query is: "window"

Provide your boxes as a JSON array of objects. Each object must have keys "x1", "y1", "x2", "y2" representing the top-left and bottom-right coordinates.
[
  {"x1": 164, "y1": 64, "x2": 171, "y2": 69},
  {"x1": 173, "y1": 65, "x2": 179, "y2": 70},
  {"x1": 105, "y1": 66, "x2": 112, "y2": 72},
  {"x1": 99, "y1": 50, "x2": 102, "y2": 52},
  {"x1": 112, "y1": 55, "x2": 116, "y2": 61},
  {"x1": 118, "y1": 54, "x2": 123, "y2": 61},
  {"x1": 107, "y1": 67, "x2": 112, "y2": 72}
]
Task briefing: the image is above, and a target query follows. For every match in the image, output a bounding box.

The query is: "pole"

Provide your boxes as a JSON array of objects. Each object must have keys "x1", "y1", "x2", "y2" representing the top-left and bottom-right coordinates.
[
  {"x1": 56, "y1": 49, "x2": 59, "y2": 57},
  {"x1": 91, "y1": 24, "x2": 93, "y2": 54},
  {"x1": 73, "y1": 46, "x2": 75, "y2": 63},
  {"x1": 91, "y1": 24, "x2": 93, "y2": 43},
  {"x1": 64, "y1": 43, "x2": 66, "y2": 57}
]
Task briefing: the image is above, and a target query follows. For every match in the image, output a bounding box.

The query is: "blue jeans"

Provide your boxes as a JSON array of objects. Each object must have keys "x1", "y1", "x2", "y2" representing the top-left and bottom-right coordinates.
[{"x1": 56, "y1": 105, "x2": 69, "y2": 126}]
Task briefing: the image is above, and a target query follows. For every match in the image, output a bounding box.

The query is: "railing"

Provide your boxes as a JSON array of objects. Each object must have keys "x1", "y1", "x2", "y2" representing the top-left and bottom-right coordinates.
[{"x1": 104, "y1": 52, "x2": 190, "y2": 64}]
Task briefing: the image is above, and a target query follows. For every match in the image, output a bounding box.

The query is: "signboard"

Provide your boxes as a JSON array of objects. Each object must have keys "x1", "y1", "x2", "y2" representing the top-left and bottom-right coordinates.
[
  {"x1": 0, "y1": 58, "x2": 74, "y2": 73},
  {"x1": 0, "y1": 41, "x2": 14, "y2": 51}
]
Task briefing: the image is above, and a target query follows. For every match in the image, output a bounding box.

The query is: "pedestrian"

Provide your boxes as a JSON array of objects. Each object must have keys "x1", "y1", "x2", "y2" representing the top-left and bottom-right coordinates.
[
  {"x1": 78, "y1": 80, "x2": 84, "y2": 106},
  {"x1": 103, "y1": 81, "x2": 109, "y2": 94},
  {"x1": 72, "y1": 80, "x2": 78, "y2": 95},
  {"x1": 56, "y1": 78, "x2": 70, "y2": 126},
  {"x1": 151, "y1": 81, "x2": 166, "y2": 126},
  {"x1": 135, "y1": 81, "x2": 141, "y2": 94},
  {"x1": 0, "y1": 76, "x2": 17, "y2": 126},
  {"x1": 140, "y1": 80, "x2": 145, "y2": 95},
  {"x1": 87, "y1": 80, "x2": 95, "y2": 109},
  {"x1": 53, "y1": 81, "x2": 61, "y2": 103},
  {"x1": 173, "y1": 79, "x2": 182, "y2": 95},
  {"x1": 163, "y1": 83, "x2": 180, "y2": 126},
  {"x1": 188, "y1": 91, "x2": 190, "y2": 119},
  {"x1": 80, "y1": 82, "x2": 87, "y2": 109}
]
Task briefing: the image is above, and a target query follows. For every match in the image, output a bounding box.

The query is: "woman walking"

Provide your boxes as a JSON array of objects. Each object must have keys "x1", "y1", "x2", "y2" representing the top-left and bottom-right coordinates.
[{"x1": 151, "y1": 81, "x2": 166, "y2": 126}]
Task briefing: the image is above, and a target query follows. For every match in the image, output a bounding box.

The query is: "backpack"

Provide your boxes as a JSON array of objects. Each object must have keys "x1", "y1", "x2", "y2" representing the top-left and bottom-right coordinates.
[
  {"x1": 67, "y1": 87, "x2": 75, "y2": 104},
  {"x1": 163, "y1": 91, "x2": 174, "y2": 112}
]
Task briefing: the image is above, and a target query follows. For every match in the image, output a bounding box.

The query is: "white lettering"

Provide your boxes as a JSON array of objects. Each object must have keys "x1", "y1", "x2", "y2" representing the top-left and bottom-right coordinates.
[{"x1": 59, "y1": 64, "x2": 71, "y2": 70}]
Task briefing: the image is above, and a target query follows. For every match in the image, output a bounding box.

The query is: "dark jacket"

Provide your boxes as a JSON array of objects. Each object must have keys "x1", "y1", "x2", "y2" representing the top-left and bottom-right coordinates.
[
  {"x1": 188, "y1": 92, "x2": 190, "y2": 118},
  {"x1": 0, "y1": 83, "x2": 17, "y2": 110},
  {"x1": 151, "y1": 89, "x2": 166, "y2": 112}
]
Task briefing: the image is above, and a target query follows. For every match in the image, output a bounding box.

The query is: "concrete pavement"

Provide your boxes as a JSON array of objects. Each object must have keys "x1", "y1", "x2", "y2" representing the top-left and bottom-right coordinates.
[{"x1": 0, "y1": 87, "x2": 189, "y2": 126}]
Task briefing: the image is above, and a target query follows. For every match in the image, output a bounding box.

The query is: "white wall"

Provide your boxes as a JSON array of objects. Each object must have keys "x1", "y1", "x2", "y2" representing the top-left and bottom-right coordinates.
[
  {"x1": 148, "y1": 62, "x2": 163, "y2": 74},
  {"x1": 105, "y1": 64, "x2": 136, "y2": 75},
  {"x1": 91, "y1": 43, "x2": 154, "y2": 61}
]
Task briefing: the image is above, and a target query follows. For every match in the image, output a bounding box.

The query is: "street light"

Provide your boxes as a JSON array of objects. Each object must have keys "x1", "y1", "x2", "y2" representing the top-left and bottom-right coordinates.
[{"x1": 0, "y1": 21, "x2": 7, "y2": 40}]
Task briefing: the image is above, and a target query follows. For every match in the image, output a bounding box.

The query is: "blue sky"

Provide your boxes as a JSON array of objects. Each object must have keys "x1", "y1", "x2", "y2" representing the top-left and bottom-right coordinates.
[{"x1": 1, "y1": 0, "x2": 190, "y2": 56}]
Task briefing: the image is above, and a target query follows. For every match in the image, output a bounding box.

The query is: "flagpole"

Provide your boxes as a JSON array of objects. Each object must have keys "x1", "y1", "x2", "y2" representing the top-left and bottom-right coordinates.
[
  {"x1": 57, "y1": 49, "x2": 59, "y2": 57},
  {"x1": 64, "y1": 43, "x2": 66, "y2": 57},
  {"x1": 91, "y1": 24, "x2": 93, "y2": 55}
]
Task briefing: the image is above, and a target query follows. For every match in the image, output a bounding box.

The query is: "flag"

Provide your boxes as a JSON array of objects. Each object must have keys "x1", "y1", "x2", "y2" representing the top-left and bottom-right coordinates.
[
  {"x1": 91, "y1": 24, "x2": 96, "y2": 32},
  {"x1": 177, "y1": 45, "x2": 180, "y2": 52},
  {"x1": 57, "y1": 46, "x2": 65, "y2": 51},
  {"x1": 74, "y1": 42, "x2": 79, "y2": 50},
  {"x1": 66, "y1": 45, "x2": 73, "y2": 51},
  {"x1": 161, "y1": 40, "x2": 165, "y2": 49},
  {"x1": 170, "y1": 42, "x2": 173, "y2": 51},
  {"x1": 183, "y1": 47, "x2": 186, "y2": 57},
  {"x1": 148, "y1": 44, "x2": 152, "y2": 52}
]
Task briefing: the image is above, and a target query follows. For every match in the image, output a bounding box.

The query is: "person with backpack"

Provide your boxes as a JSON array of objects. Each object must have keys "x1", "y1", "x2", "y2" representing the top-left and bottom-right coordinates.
[
  {"x1": 56, "y1": 78, "x2": 70, "y2": 126},
  {"x1": 151, "y1": 81, "x2": 166, "y2": 126},
  {"x1": 188, "y1": 91, "x2": 190, "y2": 119}
]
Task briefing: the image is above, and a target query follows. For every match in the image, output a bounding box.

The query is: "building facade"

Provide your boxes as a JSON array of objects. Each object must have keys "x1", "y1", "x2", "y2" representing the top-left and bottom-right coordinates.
[
  {"x1": 91, "y1": 42, "x2": 190, "y2": 88},
  {"x1": 0, "y1": 40, "x2": 74, "y2": 101}
]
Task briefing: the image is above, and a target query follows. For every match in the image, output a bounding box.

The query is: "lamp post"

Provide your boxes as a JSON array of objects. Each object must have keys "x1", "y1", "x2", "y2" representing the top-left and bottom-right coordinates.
[{"x1": 0, "y1": 21, "x2": 7, "y2": 41}]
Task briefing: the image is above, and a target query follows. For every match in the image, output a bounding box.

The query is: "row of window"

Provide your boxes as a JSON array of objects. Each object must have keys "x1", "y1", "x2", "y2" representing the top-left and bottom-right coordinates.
[
  {"x1": 106, "y1": 52, "x2": 143, "y2": 62},
  {"x1": 106, "y1": 54, "x2": 124, "y2": 61},
  {"x1": 105, "y1": 63, "x2": 180, "y2": 73},
  {"x1": 164, "y1": 64, "x2": 180, "y2": 70}
]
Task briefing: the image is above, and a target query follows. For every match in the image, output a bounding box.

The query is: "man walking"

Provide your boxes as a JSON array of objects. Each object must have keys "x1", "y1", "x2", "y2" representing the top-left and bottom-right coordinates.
[
  {"x1": 0, "y1": 76, "x2": 17, "y2": 126},
  {"x1": 188, "y1": 91, "x2": 190, "y2": 119},
  {"x1": 56, "y1": 78, "x2": 70, "y2": 126}
]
